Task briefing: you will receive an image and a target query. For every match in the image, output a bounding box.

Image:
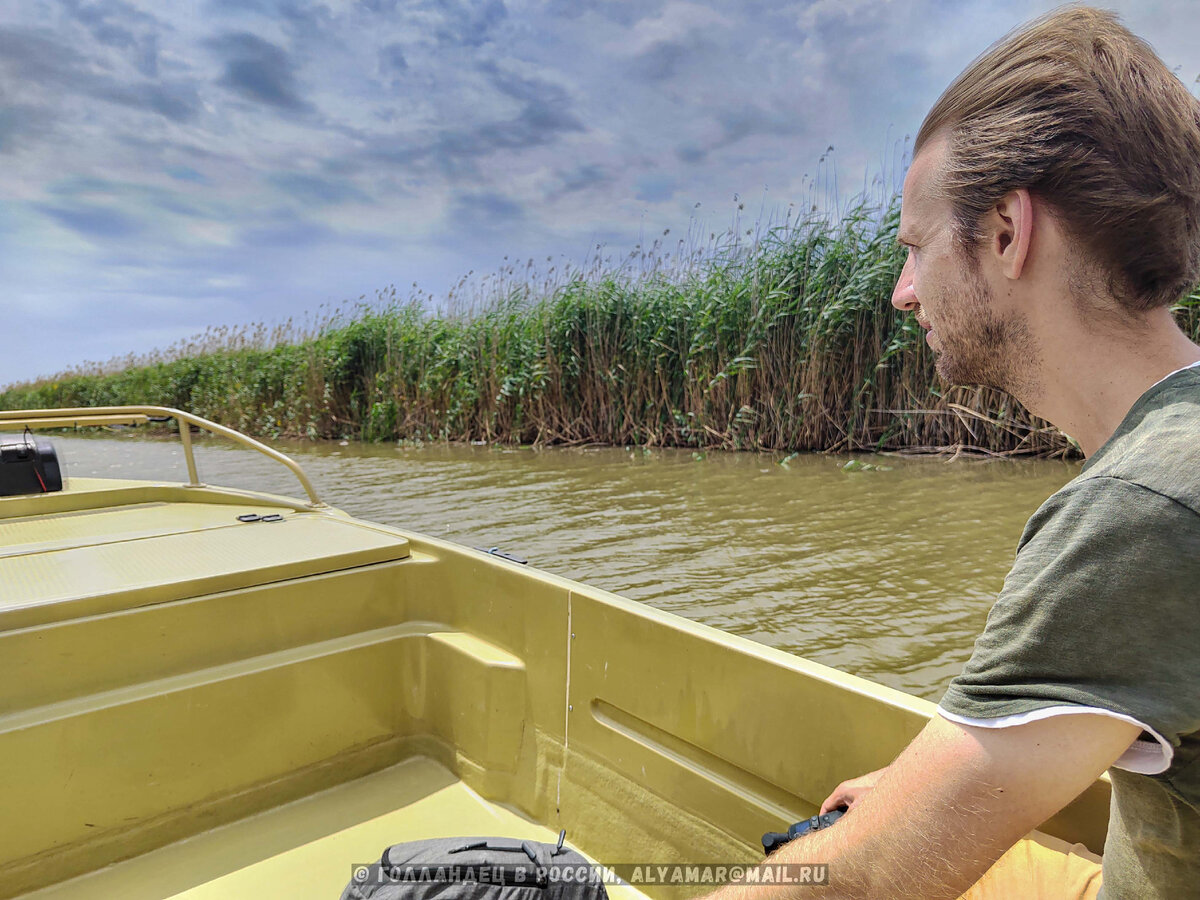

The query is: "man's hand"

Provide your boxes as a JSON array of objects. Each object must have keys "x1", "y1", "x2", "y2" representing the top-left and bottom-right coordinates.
[{"x1": 819, "y1": 766, "x2": 887, "y2": 814}]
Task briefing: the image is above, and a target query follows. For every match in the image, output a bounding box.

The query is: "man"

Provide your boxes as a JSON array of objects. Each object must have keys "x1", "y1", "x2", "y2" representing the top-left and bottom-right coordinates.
[{"x1": 707, "y1": 6, "x2": 1200, "y2": 899}]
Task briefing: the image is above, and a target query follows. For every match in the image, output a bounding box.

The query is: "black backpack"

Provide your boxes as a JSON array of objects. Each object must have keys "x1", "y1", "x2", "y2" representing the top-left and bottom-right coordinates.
[{"x1": 340, "y1": 833, "x2": 610, "y2": 900}]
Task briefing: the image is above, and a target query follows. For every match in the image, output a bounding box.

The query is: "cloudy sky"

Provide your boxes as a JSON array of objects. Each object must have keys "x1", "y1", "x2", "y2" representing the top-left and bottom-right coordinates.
[{"x1": 1, "y1": 0, "x2": 1197, "y2": 386}]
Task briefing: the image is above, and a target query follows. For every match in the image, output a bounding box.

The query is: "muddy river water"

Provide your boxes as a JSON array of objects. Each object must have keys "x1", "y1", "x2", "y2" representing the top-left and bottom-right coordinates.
[{"x1": 51, "y1": 433, "x2": 1078, "y2": 702}]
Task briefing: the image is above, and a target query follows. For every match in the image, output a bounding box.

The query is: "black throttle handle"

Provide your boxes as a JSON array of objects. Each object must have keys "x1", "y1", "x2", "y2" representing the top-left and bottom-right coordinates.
[{"x1": 761, "y1": 808, "x2": 847, "y2": 855}]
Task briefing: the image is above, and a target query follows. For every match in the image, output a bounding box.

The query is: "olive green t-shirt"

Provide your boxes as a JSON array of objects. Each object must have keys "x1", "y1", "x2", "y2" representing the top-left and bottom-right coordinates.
[{"x1": 939, "y1": 365, "x2": 1200, "y2": 900}]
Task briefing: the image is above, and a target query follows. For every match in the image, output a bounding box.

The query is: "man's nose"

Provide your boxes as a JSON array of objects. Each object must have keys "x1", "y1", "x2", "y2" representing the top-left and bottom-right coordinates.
[{"x1": 892, "y1": 254, "x2": 917, "y2": 311}]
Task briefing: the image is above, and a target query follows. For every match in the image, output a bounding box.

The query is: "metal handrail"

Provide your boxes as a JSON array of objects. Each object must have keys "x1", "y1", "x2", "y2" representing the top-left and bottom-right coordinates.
[{"x1": 0, "y1": 406, "x2": 324, "y2": 508}]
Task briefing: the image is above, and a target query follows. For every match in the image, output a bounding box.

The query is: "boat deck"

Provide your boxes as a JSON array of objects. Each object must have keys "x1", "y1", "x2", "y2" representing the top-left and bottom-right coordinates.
[
  {"x1": 21, "y1": 757, "x2": 648, "y2": 900},
  {"x1": 0, "y1": 478, "x2": 410, "y2": 631}
]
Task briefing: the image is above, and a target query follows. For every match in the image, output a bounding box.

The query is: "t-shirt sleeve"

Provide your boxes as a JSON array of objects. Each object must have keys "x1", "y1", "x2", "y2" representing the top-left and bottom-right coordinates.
[{"x1": 939, "y1": 476, "x2": 1200, "y2": 758}]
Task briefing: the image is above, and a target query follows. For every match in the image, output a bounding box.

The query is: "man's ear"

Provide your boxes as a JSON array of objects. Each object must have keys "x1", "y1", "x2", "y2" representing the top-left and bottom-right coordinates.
[{"x1": 991, "y1": 189, "x2": 1033, "y2": 279}]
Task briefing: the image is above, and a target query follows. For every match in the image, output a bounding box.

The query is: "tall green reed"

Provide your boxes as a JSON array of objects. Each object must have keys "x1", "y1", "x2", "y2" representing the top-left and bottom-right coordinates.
[{"x1": 4, "y1": 195, "x2": 1198, "y2": 457}]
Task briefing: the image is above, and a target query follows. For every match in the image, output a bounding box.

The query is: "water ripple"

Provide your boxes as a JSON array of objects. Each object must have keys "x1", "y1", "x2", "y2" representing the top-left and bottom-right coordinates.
[{"x1": 50, "y1": 435, "x2": 1076, "y2": 702}]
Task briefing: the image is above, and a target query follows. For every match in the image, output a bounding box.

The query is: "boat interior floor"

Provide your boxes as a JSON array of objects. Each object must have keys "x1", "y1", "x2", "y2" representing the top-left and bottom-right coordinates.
[{"x1": 22, "y1": 756, "x2": 648, "y2": 900}]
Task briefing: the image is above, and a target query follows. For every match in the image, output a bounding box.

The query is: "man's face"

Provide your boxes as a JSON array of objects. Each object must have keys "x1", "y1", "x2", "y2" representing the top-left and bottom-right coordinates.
[{"x1": 892, "y1": 136, "x2": 1033, "y2": 392}]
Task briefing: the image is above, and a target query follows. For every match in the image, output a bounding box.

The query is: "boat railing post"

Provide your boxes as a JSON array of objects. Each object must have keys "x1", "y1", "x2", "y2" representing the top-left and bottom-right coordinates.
[
  {"x1": 178, "y1": 416, "x2": 202, "y2": 487},
  {"x1": 162, "y1": 408, "x2": 326, "y2": 508}
]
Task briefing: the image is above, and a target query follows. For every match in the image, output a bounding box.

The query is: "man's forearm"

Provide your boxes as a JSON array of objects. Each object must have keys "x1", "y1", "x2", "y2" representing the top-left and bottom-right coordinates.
[{"x1": 700, "y1": 712, "x2": 1138, "y2": 900}]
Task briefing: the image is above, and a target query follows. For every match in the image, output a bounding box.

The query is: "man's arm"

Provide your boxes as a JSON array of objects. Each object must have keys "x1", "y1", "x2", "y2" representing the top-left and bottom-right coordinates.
[{"x1": 708, "y1": 711, "x2": 1139, "y2": 900}]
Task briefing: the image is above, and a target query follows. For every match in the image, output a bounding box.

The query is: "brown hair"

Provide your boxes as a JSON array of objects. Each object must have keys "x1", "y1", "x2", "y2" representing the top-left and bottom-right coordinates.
[{"x1": 915, "y1": 5, "x2": 1200, "y2": 311}]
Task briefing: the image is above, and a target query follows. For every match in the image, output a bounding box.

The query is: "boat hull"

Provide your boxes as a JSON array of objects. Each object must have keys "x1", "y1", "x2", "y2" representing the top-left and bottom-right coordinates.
[{"x1": 0, "y1": 476, "x2": 1110, "y2": 898}]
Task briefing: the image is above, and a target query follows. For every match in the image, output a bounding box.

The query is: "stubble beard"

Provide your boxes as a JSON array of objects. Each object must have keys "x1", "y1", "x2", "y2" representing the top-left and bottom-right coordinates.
[{"x1": 932, "y1": 268, "x2": 1038, "y2": 398}]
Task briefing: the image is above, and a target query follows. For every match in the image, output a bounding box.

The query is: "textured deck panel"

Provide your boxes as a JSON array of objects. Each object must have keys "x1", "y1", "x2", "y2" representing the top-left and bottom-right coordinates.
[
  {"x1": 0, "y1": 501, "x2": 273, "y2": 558},
  {"x1": 0, "y1": 501, "x2": 410, "y2": 630}
]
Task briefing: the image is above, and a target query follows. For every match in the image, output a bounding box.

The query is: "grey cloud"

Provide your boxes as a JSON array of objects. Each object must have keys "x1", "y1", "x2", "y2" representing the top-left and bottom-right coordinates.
[
  {"x1": 629, "y1": 37, "x2": 699, "y2": 82},
  {"x1": 58, "y1": 0, "x2": 164, "y2": 77},
  {"x1": 0, "y1": 105, "x2": 55, "y2": 153},
  {"x1": 623, "y1": 7, "x2": 728, "y2": 83},
  {"x1": 166, "y1": 167, "x2": 211, "y2": 184},
  {"x1": 36, "y1": 203, "x2": 142, "y2": 239},
  {"x1": 239, "y1": 219, "x2": 337, "y2": 248},
  {"x1": 663, "y1": 105, "x2": 804, "y2": 169},
  {"x1": 208, "y1": 31, "x2": 312, "y2": 113},
  {"x1": 359, "y1": 0, "x2": 399, "y2": 13},
  {"x1": 540, "y1": 0, "x2": 653, "y2": 26},
  {"x1": 0, "y1": 28, "x2": 83, "y2": 82},
  {"x1": 45, "y1": 175, "x2": 126, "y2": 196},
  {"x1": 478, "y1": 61, "x2": 586, "y2": 145},
  {"x1": 554, "y1": 164, "x2": 612, "y2": 195},
  {"x1": 208, "y1": 0, "x2": 335, "y2": 43},
  {"x1": 369, "y1": 103, "x2": 581, "y2": 176},
  {"x1": 275, "y1": 0, "x2": 334, "y2": 39},
  {"x1": 234, "y1": 216, "x2": 392, "y2": 253},
  {"x1": 42, "y1": 176, "x2": 217, "y2": 222},
  {"x1": 148, "y1": 193, "x2": 208, "y2": 219},
  {"x1": 102, "y1": 80, "x2": 202, "y2": 122},
  {"x1": 450, "y1": 191, "x2": 525, "y2": 227},
  {"x1": 379, "y1": 42, "x2": 408, "y2": 73},
  {"x1": 365, "y1": 63, "x2": 583, "y2": 176},
  {"x1": 715, "y1": 104, "x2": 804, "y2": 144},
  {"x1": 431, "y1": 0, "x2": 508, "y2": 48},
  {"x1": 268, "y1": 172, "x2": 370, "y2": 206},
  {"x1": 482, "y1": 60, "x2": 570, "y2": 108},
  {"x1": 115, "y1": 133, "x2": 229, "y2": 168},
  {"x1": 635, "y1": 174, "x2": 676, "y2": 203},
  {"x1": 0, "y1": 27, "x2": 201, "y2": 123}
]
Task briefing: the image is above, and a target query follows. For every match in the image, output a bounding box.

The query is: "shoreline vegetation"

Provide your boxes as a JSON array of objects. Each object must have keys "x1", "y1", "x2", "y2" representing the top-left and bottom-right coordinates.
[{"x1": 4, "y1": 197, "x2": 1198, "y2": 458}]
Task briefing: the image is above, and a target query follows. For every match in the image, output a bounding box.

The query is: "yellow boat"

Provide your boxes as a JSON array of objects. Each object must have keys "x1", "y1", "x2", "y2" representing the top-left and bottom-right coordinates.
[{"x1": 0, "y1": 407, "x2": 1110, "y2": 899}]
